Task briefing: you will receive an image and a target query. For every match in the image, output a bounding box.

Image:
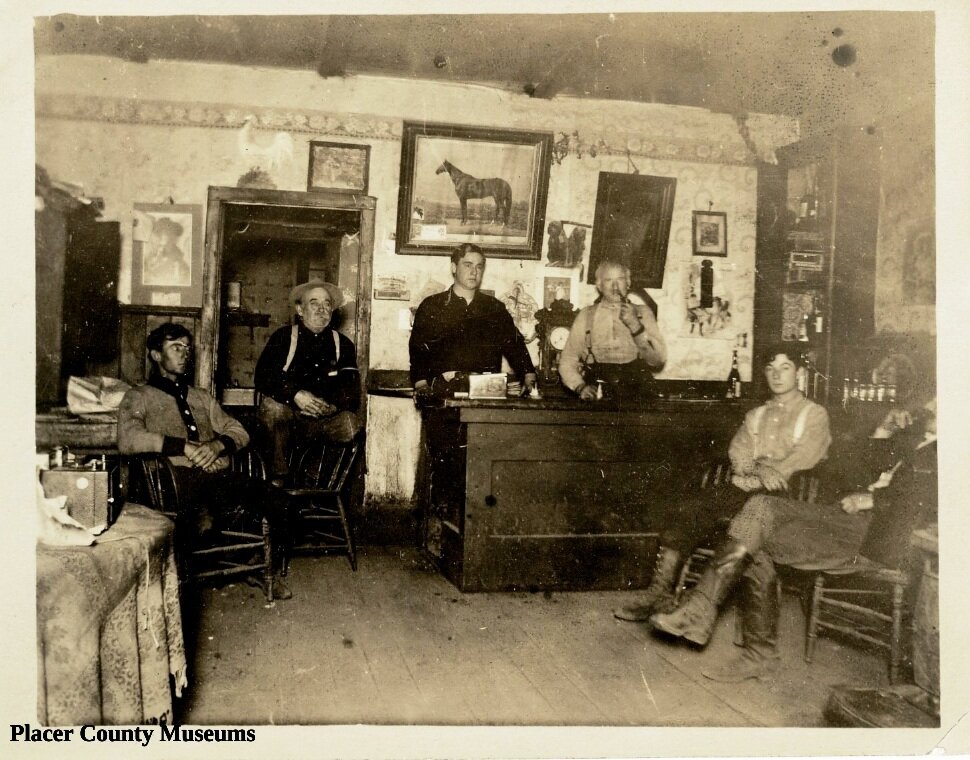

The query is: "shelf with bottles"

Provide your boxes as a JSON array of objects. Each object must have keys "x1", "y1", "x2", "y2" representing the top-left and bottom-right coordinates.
[{"x1": 781, "y1": 290, "x2": 826, "y2": 343}]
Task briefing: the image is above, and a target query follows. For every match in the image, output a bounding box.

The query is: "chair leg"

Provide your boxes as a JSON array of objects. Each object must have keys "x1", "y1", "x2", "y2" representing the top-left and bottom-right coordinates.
[
  {"x1": 262, "y1": 517, "x2": 274, "y2": 603},
  {"x1": 889, "y1": 581, "x2": 905, "y2": 684},
  {"x1": 805, "y1": 574, "x2": 824, "y2": 663},
  {"x1": 337, "y1": 494, "x2": 357, "y2": 571}
]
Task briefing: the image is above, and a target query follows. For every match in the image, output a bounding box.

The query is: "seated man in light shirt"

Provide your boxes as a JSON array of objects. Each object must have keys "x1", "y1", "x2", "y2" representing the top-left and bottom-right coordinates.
[
  {"x1": 615, "y1": 346, "x2": 831, "y2": 625},
  {"x1": 660, "y1": 397, "x2": 937, "y2": 683},
  {"x1": 558, "y1": 261, "x2": 666, "y2": 400}
]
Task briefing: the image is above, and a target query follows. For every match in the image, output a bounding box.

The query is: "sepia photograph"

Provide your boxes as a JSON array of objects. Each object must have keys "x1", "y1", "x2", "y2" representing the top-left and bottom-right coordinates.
[{"x1": 11, "y1": 2, "x2": 970, "y2": 758}]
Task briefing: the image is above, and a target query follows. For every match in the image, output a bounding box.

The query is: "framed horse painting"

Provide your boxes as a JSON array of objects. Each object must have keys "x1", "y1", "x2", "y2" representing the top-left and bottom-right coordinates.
[{"x1": 395, "y1": 121, "x2": 553, "y2": 258}]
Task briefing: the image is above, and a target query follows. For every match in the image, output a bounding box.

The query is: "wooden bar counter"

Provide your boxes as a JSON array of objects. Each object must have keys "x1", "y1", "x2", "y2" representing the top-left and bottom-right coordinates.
[{"x1": 422, "y1": 395, "x2": 746, "y2": 592}]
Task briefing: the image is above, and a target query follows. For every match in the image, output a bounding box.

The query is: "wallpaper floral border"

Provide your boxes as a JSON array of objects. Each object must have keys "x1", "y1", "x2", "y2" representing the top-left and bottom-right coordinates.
[{"x1": 36, "y1": 93, "x2": 795, "y2": 168}]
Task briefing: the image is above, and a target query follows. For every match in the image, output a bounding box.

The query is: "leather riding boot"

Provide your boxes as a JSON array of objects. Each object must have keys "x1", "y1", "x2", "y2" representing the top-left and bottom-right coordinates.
[
  {"x1": 649, "y1": 538, "x2": 751, "y2": 647},
  {"x1": 614, "y1": 547, "x2": 682, "y2": 621},
  {"x1": 703, "y1": 557, "x2": 781, "y2": 682}
]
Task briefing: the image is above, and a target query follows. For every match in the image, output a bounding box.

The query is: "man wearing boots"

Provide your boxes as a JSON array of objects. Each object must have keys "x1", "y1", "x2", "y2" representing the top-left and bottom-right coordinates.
[
  {"x1": 614, "y1": 345, "x2": 831, "y2": 623},
  {"x1": 654, "y1": 398, "x2": 937, "y2": 683}
]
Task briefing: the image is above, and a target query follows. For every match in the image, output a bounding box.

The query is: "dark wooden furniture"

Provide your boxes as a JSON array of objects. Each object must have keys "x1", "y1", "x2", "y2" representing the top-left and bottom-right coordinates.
[
  {"x1": 753, "y1": 126, "x2": 882, "y2": 403},
  {"x1": 36, "y1": 409, "x2": 118, "y2": 457},
  {"x1": 130, "y1": 449, "x2": 278, "y2": 602},
  {"x1": 36, "y1": 180, "x2": 120, "y2": 406},
  {"x1": 281, "y1": 438, "x2": 361, "y2": 572},
  {"x1": 421, "y1": 397, "x2": 745, "y2": 592}
]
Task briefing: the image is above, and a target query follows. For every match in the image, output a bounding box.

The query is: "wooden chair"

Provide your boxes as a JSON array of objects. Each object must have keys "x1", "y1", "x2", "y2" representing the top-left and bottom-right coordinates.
[
  {"x1": 130, "y1": 449, "x2": 277, "y2": 602},
  {"x1": 803, "y1": 561, "x2": 909, "y2": 683},
  {"x1": 674, "y1": 464, "x2": 821, "y2": 601},
  {"x1": 799, "y1": 461, "x2": 933, "y2": 683},
  {"x1": 279, "y1": 437, "x2": 361, "y2": 572}
]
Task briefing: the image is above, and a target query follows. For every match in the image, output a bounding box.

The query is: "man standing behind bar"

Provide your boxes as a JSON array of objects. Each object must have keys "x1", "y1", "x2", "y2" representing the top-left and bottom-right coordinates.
[
  {"x1": 409, "y1": 243, "x2": 537, "y2": 398},
  {"x1": 558, "y1": 260, "x2": 666, "y2": 399}
]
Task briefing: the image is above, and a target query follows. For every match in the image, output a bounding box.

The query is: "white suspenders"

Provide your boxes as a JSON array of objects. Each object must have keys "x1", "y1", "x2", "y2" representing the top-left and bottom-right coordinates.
[
  {"x1": 282, "y1": 325, "x2": 340, "y2": 373},
  {"x1": 748, "y1": 403, "x2": 813, "y2": 460}
]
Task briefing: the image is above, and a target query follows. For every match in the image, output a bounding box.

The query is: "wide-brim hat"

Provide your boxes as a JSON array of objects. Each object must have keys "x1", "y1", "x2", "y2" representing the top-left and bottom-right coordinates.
[{"x1": 289, "y1": 279, "x2": 344, "y2": 310}]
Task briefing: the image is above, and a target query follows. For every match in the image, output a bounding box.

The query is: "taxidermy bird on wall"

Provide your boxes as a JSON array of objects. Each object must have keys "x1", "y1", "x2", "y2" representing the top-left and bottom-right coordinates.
[{"x1": 236, "y1": 115, "x2": 294, "y2": 188}]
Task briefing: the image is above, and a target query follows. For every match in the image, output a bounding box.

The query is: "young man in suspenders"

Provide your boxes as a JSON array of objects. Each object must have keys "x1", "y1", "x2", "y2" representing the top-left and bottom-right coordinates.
[
  {"x1": 255, "y1": 280, "x2": 363, "y2": 482},
  {"x1": 614, "y1": 346, "x2": 831, "y2": 627}
]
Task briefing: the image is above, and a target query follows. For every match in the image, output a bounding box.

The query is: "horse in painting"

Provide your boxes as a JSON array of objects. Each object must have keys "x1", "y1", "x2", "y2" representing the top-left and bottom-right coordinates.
[{"x1": 435, "y1": 160, "x2": 513, "y2": 225}]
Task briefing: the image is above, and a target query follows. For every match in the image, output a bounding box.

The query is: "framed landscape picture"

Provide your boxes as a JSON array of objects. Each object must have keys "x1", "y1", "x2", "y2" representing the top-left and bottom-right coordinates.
[
  {"x1": 307, "y1": 141, "x2": 370, "y2": 194},
  {"x1": 395, "y1": 121, "x2": 553, "y2": 259}
]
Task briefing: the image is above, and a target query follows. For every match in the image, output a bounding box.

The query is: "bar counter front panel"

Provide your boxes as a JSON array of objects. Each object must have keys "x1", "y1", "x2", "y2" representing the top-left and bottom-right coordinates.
[{"x1": 424, "y1": 397, "x2": 745, "y2": 592}]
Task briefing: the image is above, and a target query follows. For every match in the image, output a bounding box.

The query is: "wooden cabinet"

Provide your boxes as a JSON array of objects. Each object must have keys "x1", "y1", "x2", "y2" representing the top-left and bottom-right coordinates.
[
  {"x1": 754, "y1": 127, "x2": 882, "y2": 403},
  {"x1": 36, "y1": 201, "x2": 120, "y2": 406},
  {"x1": 422, "y1": 398, "x2": 744, "y2": 592}
]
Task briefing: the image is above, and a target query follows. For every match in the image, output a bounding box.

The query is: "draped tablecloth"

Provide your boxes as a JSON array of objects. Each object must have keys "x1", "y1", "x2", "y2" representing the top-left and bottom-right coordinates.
[{"x1": 36, "y1": 503, "x2": 187, "y2": 725}]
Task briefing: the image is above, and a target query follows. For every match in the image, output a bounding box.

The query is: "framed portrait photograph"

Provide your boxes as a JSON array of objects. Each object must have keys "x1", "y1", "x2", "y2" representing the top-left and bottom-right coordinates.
[
  {"x1": 130, "y1": 203, "x2": 204, "y2": 307},
  {"x1": 307, "y1": 140, "x2": 371, "y2": 194},
  {"x1": 692, "y1": 210, "x2": 728, "y2": 257},
  {"x1": 395, "y1": 121, "x2": 553, "y2": 258}
]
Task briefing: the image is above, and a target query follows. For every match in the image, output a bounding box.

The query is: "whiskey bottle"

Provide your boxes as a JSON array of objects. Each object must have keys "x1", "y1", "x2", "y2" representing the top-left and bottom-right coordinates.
[{"x1": 726, "y1": 349, "x2": 742, "y2": 399}]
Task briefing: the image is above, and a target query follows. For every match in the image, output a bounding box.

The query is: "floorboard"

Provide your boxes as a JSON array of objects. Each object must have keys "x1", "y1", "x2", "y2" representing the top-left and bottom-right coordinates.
[{"x1": 180, "y1": 546, "x2": 889, "y2": 726}]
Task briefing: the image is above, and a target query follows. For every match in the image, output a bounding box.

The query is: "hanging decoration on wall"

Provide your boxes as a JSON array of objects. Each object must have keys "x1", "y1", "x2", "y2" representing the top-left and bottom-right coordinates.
[
  {"x1": 500, "y1": 280, "x2": 539, "y2": 343},
  {"x1": 682, "y1": 259, "x2": 736, "y2": 340},
  {"x1": 236, "y1": 115, "x2": 294, "y2": 188},
  {"x1": 130, "y1": 203, "x2": 204, "y2": 308},
  {"x1": 545, "y1": 219, "x2": 590, "y2": 269},
  {"x1": 692, "y1": 208, "x2": 728, "y2": 257}
]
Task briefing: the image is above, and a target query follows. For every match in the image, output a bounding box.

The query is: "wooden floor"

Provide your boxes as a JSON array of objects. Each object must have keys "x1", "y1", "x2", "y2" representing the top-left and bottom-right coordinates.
[{"x1": 179, "y1": 546, "x2": 887, "y2": 727}]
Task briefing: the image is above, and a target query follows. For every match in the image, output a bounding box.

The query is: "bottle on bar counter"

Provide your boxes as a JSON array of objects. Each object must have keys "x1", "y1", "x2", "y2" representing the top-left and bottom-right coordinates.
[{"x1": 726, "y1": 349, "x2": 742, "y2": 399}]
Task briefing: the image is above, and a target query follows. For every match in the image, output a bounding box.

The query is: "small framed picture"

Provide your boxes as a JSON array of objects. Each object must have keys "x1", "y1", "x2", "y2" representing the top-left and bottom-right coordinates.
[
  {"x1": 692, "y1": 210, "x2": 728, "y2": 257},
  {"x1": 307, "y1": 140, "x2": 371, "y2": 194},
  {"x1": 130, "y1": 203, "x2": 204, "y2": 307}
]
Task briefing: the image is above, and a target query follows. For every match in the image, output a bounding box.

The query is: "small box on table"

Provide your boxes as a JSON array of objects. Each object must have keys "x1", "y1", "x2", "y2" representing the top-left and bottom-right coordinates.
[{"x1": 41, "y1": 467, "x2": 119, "y2": 529}]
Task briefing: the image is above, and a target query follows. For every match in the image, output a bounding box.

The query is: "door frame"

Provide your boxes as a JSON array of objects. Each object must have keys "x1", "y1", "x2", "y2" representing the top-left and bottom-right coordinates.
[{"x1": 199, "y1": 186, "x2": 376, "y2": 404}]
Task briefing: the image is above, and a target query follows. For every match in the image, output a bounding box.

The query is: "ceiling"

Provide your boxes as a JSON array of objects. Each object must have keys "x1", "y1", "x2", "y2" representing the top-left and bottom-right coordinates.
[{"x1": 34, "y1": 12, "x2": 935, "y2": 138}]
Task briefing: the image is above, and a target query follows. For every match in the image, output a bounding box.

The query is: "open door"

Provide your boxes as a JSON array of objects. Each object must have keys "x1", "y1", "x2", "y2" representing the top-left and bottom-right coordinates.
[{"x1": 198, "y1": 187, "x2": 375, "y2": 418}]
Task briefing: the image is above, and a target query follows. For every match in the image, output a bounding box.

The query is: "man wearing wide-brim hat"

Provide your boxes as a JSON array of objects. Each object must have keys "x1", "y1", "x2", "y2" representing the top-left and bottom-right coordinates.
[{"x1": 255, "y1": 279, "x2": 363, "y2": 481}]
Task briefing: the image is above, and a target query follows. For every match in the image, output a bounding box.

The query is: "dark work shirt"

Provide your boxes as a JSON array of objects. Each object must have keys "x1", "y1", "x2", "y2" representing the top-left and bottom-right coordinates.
[
  {"x1": 409, "y1": 288, "x2": 536, "y2": 385},
  {"x1": 254, "y1": 322, "x2": 360, "y2": 411}
]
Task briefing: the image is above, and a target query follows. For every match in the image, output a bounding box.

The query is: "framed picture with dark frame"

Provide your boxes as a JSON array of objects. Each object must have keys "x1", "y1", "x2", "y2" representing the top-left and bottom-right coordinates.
[
  {"x1": 307, "y1": 140, "x2": 371, "y2": 194},
  {"x1": 588, "y1": 172, "x2": 677, "y2": 289},
  {"x1": 692, "y1": 210, "x2": 728, "y2": 257},
  {"x1": 395, "y1": 121, "x2": 553, "y2": 258},
  {"x1": 130, "y1": 203, "x2": 204, "y2": 308}
]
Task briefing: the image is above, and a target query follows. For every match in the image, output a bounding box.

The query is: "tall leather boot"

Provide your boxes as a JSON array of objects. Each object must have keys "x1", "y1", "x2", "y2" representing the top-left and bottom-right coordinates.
[
  {"x1": 649, "y1": 538, "x2": 750, "y2": 646},
  {"x1": 702, "y1": 555, "x2": 780, "y2": 682},
  {"x1": 614, "y1": 547, "x2": 681, "y2": 622}
]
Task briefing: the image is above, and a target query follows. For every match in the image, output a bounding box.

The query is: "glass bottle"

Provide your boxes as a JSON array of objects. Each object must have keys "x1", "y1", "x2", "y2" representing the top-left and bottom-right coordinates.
[{"x1": 726, "y1": 349, "x2": 742, "y2": 399}]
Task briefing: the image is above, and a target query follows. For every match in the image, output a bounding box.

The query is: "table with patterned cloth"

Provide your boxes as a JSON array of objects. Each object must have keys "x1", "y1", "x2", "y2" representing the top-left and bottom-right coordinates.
[{"x1": 36, "y1": 503, "x2": 187, "y2": 725}]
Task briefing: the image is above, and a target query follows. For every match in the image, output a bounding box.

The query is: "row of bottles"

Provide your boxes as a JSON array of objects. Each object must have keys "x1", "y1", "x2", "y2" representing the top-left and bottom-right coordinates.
[{"x1": 842, "y1": 375, "x2": 897, "y2": 404}]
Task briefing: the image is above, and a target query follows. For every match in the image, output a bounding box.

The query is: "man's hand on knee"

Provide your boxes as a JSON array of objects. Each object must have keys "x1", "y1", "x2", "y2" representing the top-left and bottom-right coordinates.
[{"x1": 293, "y1": 390, "x2": 335, "y2": 418}]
